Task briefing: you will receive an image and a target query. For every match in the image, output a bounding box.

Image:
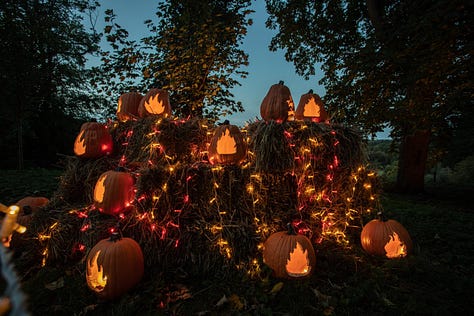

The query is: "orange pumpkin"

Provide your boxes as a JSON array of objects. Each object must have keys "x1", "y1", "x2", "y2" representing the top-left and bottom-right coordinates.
[
  {"x1": 117, "y1": 91, "x2": 143, "y2": 122},
  {"x1": 138, "y1": 88, "x2": 172, "y2": 118},
  {"x1": 93, "y1": 170, "x2": 135, "y2": 216},
  {"x1": 86, "y1": 233, "x2": 144, "y2": 300},
  {"x1": 263, "y1": 224, "x2": 316, "y2": 279},
  {"x1": 361, "y1": 214, "x2": 413, "y2": 258},
  {"x1": 260, "y1": 81, "x2": 295, "y2": 122},
  {"x1": 295, "y1": 89, "x2": 328, "y2": 122},
  {"x1": 208, "y1": 121, "x2": 247, "y2": 165},
  {"x1": 73, "y1": 122, "x2": 113, "y2": 158},
  {"x1": 15, "y1": 196, "x2": 49, "y2": 227}
]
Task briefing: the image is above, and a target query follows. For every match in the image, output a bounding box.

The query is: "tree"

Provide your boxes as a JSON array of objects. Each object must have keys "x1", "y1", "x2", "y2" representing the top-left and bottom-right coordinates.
[
  {"x1": 0, "y1": 0, "x2": 103, "y2": 169},
  {"x1": 94, "y1": 0, "x2": 253, "y2": 120},
  {"x1": 265, "y1": 0, "x2": 473, "y2": 193}
]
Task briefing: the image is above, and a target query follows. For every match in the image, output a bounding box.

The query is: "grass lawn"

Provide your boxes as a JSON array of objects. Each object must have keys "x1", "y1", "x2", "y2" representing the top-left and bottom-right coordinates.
[{"x1": 1, "y1": 169, "x2": 473, "y2": 315}]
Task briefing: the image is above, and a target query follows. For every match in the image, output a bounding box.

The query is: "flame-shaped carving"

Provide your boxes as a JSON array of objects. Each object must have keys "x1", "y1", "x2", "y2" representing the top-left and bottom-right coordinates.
[
  {"x1": 144, "y1": 94, "x2": 165, "y2": 114},
  {"x1": 94, "y1": 175, "x2": 107, "y2": 204},
  {"x1": 74, "y1": 130, "x2": 86, "y2": 156},
  {"x1": 303, "y1": 97, "x2": 321, "y2": 117},
  {"x1": 86, "y1": 250, "x2": 107, "y2": 292},
  {"x1": 384, "y1": 232, "x2": 407, "y2": 258},
  {"x1": 286, "y1": 242, "x2": 311, "y2": 277},
  {"x1": 216, "y1": 129, "x2": 237, "y2": 154},
  {"x1": 117, "y1": 98, "x2": 123, "y2": 113}
]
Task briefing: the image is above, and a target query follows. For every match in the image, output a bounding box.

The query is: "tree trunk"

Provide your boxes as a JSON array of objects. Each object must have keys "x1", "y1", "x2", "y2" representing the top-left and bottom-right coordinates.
[{"x1": 396, "y1": 129, "x2": 430, "y2": 193}]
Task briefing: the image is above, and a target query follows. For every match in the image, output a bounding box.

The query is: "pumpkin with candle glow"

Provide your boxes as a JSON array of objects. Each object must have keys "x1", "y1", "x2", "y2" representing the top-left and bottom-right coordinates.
[
  {"x1": 93, "y1": 170, "x2": 135, "y2": 216},
  {"x1": 73, "y1": 122, "x2": 113, "y2": 158},
  {"x1": 208, "y1": 121, "x2": 247, "y2": 165},
  {"x1": 86, "y1": 233, "x2": 144, "y2": 300},
  {"x1": 117, "y1": 91, "x2": 143, "y2": 122},
  {"x1": 260, "y1": 81, "x2": 295, "y2": 122},
  {"x1": 138, "y1": 88, "x2": 172, "y2": 118},
  {"x1": 361, "y1": 213, "x2": 413, "y2": 258},
  {"x1": 295, "y1": 89, "x2": 329, "y2": 122},
  {"x1": 263, "y1": 223, "x2": 316, "y2": 279}
]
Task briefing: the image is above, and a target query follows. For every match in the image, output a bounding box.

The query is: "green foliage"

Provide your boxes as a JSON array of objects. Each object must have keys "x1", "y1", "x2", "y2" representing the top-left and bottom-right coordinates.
[{"x1": 92, "y1": 0, "x2": 254, "y2": 120}]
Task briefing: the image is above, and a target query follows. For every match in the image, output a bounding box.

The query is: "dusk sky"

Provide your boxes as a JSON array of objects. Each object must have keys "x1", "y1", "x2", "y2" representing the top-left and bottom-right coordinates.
[{"x1": 94, "y1": 0, "x2": 325, "y2": 126}]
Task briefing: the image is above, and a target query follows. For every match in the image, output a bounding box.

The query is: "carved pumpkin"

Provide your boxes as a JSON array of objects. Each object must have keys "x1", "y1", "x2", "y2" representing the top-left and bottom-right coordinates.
[
  {"x1": 260, "y1": 81, "x2": 295, "y2": 122},
  {"x1": 93, "y1": 170, "x2": 135, "y2": 216},
  {"x1": 361, "y1": 214, "x2": 413, "y2": 258},
  {"x1": 138, "y1": 88, "x2": 172, "y2": 118},
  {"x1": 86, "y1": 233, "x2": 144, "y2": 300},
  {"x1": 208, "y1": 120, "x2": 247, "y2": 165},
  {"x1": 73, "y1": 122, "x2": 113, "y2": 158},
  {"x1": 117, "y1": 91, "x2": 143, "y2": 122},
  {"x1": 295, "y1": 89, "x2": 328, "y2": 122},
  {"x1": 263, "y1": 223, "x2": 316, "y2": 279},
  {"x1": 15, "y1": 196, "x2": 49, "y2": 227}
]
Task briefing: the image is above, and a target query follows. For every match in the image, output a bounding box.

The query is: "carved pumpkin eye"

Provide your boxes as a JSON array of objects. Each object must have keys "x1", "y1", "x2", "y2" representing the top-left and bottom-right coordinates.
[
  {"x1": 263, "y1": 224, "x2": 316, "y2": 279},
  {"x1": 138, "y1": 88, "x2": 172, "y2": 118},
  {"x1": 208, "y1": 121, "x2": 247, "y2": 165},
  {"x1": 73, "y1": 122, "x2": 113, "y2": 158},
  {"x1": 86, "y1": 234, "x2": 144, "y2": 300},
  {"x1": 360, "y1": 216, "x2": 413, "y2": 258}
]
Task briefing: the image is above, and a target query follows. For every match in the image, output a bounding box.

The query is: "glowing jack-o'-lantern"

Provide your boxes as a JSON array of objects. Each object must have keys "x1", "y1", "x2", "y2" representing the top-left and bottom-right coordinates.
[
  {"x1": 260, "y1": 81, "x2": 295, "y2": 122},
  {"x1": 117, "y1": 91, "x2": 143, "y2": 122},
  {"x1": 361, "y1": 213, "x2": 413, "y2": 258},
  {"x1": 73, "y1": 122, "x2": 113, "y2": 158},
  {"x1": 86, "y1": 233, "x2": 144, "y2": 300},
  {"x1": 295, "y1": 89, "x2": 329, "y2": 122},
  {"x1": 138, "y1": 88, "x2": 172, "y2": 118},
  {"x1": 263, "y1": 223, "x2": 316, "y2": 279},
  {"x1": 93, "y1": 170, "x2": 135, "y2": 216},
  {"x1": 208, "y1": 120, "x2": 247, "y2": 165}
]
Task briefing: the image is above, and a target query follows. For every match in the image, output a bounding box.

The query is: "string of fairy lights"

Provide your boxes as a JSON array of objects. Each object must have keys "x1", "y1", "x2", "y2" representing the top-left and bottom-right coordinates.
[{"x1": 35, "y1": 116, "x2": 379, "y2": 271}]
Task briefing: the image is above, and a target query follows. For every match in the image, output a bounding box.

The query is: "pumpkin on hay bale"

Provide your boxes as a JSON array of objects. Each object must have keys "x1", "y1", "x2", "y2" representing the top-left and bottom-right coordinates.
[{"x1": 15, "y1": 117, "x2": 379, "y2": 278}]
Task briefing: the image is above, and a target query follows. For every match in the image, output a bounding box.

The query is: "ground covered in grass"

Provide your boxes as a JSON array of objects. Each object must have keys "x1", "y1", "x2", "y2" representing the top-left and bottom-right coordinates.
[{"x1": 1, "y1": 169, "x2": 473, "y2": 315}]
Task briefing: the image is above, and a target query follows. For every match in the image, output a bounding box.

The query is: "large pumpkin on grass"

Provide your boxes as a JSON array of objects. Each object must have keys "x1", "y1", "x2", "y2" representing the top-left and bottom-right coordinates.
[
  {"x1": 361, "y1": 214, "x2": 413, "y2": 258},
  {"x1": 295, "y1": 89, "x2": 328, "y2": 122},
  {"x1": 117, "y1": 91, "x2": 143, "y2": 122},
  {"x1": 86, "y1": 233, "x2": 144, "y2": 300},
  {"x1": 93, "y1": 170, "x2": 135, "y2": 216},
  {"x1": 73, "y1": 122, "x2": 113, "y2": 158},
  {"x1": 263, "y1": 223, "x2": 316, "y2": 279},
  {"x1": 15, "y1": 196, "x2": 49, "y2": 227},
  {"x1": 208, "y1": 120, "x2": 247, "y2": 165},
  {"x1": 138, "y1": 88, "x2": 172, "y2": 117},
  {"x1": 260, "y1": 81, "x2": 295, "y2": 122}
]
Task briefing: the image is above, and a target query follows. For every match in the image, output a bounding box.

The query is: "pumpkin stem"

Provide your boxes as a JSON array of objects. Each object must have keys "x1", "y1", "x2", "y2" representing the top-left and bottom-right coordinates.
[
  {"x1": 220, "y1": 119, "x2": 230, "y2": 125},
  {"x1": 278, "y1": 80, "x2": 284, "y2": 85},
  {"x1": 286, "y1": 222, "x2": 297, "y2": 235},
  {"x1": 377, "y1": 211, "x2": 387, "y2": 222},
  {"x1": 115, "y1": 166, "x2": 126, "y2": 172},
  {"x1": 308, "y1": 89, "x2": 313, "y2": 94},
  {"x1": 109, "y1": 223, "x2": 123, "y2": 242}
]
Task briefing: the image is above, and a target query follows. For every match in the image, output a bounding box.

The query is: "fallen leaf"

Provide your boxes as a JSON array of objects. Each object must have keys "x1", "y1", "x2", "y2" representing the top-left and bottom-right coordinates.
[
  {"x1": 45, "y1": 277, "x2": 64, "y2": 290},
  {"x1": 215, "y1": 294, "x2": 228, "y2": 307},
  {"x1": 269, "y1": 282, "x2": 284, "y2": 294}
]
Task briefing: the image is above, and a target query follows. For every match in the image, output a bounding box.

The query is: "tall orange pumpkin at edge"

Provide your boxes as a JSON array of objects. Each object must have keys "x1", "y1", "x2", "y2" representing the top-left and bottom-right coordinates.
[
  {"x1": 260, "y1": 81, "x2": 295, "y2": 122},
  {"x1": 86, "y1": 233, "x2": 144, "y2": 300},
  {"x1": 117, "y1": 91, "x2": 143, "y2": 122}
]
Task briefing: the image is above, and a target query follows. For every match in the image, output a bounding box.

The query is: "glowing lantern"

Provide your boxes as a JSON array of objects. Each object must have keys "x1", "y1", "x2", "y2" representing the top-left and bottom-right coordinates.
[
  {"x1": 93, "y1": 170, "x2": 135, "y2": 216},
  {"x1": 86, "y1": 233, "x2": 144, "y2": 300},
  {"x1": 263, "y1": 223, "x2": 316, "y2": 279},
  {"x1": 260, "y1": 81, "x2": 295, "y2": 122},
  {"x1": 361, "y1": 213, "x2": 413, "y2": 258},
  {"x1": 73, "y1": 122, "x2": 113, "y2": 158},
  {"x1": 208, "y1": 120, "x2": 247, "y2": 165},
  {"x1": 117, "y1": 91, "x2": 143, "y2": 122},
  {"x1": 295, "y1": 89, "x2": 329, "y2": 122},
  {"x1": 138, "y1": 88, "x2": 172, "y2": 117}
]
